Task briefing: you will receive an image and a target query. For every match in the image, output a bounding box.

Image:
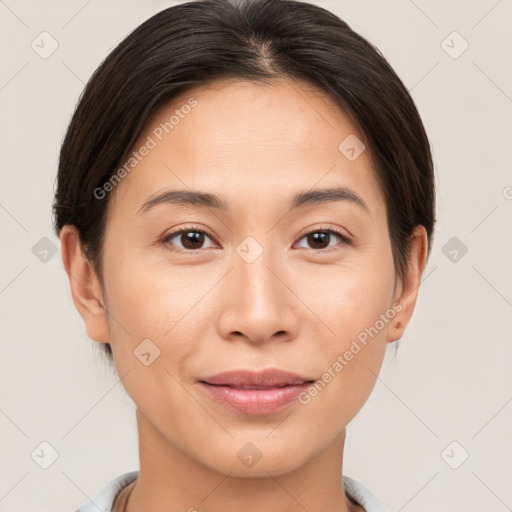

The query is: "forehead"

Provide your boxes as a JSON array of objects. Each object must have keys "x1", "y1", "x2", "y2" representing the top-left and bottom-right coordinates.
[{"x1": 108, "y1": 78, "x2": 384, "y2": 218}]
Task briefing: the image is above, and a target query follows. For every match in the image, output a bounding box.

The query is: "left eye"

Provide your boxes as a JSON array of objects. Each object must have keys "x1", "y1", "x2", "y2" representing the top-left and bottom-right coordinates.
[{"x1": 295, "y1": 228, "x2": 350, "y2": 251}]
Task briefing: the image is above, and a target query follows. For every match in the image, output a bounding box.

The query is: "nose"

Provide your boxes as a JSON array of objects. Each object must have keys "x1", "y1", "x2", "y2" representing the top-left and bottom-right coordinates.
[{"x1": 216, "y1": 245, "x2": 299, "y2": 345}]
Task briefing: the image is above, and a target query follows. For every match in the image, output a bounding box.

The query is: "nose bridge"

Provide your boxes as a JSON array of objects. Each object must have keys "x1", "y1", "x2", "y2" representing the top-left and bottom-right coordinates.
[
  {"x1": 219, "y1": 235, "x2": 295, "y2": 343},
  {"x1": 234, "y1": 237, "x2": 283, "y2": 313}
]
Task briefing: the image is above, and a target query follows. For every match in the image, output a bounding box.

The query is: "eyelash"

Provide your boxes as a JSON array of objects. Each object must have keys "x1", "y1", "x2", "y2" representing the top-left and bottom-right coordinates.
[{"x1": 161, "y1": 224, "x2": 351, "y2": 253}]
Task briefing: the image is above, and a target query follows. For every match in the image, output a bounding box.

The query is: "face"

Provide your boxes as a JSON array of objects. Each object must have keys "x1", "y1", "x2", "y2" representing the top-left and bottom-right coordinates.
[{"x1": 78, "y1": 78, "x2": 408, "y2": 476}]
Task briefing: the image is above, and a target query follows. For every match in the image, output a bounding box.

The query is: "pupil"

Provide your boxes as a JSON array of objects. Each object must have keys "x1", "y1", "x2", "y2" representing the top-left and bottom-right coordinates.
[
  {"x1": 182, "y1": 231, "x2": 204, "y2": 249},
  {"x1": 309, "y1": 231, "x2": 328, "y2": 249}
]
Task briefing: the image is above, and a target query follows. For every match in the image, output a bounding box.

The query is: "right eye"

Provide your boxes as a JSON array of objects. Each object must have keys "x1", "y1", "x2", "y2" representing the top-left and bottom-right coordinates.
[{"x1": 162, "y1": 226, "x2": 218, "y2": 252}]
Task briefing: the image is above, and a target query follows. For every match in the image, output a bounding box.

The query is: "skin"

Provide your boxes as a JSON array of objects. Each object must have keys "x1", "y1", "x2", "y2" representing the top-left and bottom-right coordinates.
[{"x1": 61, "y1": 78, "x2": 428, "y2": 512}]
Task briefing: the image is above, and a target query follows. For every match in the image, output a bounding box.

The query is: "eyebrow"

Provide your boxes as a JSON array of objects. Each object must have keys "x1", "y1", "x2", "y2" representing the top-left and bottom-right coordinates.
[{"x1": 137, "y1": 186, "x2": 369, "y2": 215}]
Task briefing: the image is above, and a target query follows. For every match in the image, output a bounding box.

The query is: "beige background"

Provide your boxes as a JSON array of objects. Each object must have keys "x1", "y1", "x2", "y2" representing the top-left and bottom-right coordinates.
[{"x1": 1, "y1": 0, "x2": 511, "y2": 511}]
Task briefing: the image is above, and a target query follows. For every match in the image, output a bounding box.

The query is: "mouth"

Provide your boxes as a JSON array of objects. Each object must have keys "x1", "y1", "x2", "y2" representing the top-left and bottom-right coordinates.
[
  {"x1": 203, "y1": 383, "x2": 313, "y2": 389},
  {"x1": 198, "y1": 368, "x2": 315, "y2": 387},
  {"x1": 197, "y1": 369, "x2": 316, "y2": 415}
]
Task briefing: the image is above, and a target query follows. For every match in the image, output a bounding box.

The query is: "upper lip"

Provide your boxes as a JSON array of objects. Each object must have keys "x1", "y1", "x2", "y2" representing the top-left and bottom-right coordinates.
[{"x1": 199, "y1": 369, "x2": 315, "y2": 388}]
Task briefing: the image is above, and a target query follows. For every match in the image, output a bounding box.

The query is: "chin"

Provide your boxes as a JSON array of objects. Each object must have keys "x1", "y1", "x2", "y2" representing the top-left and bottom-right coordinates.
[{"x1": 198, "y1": 437, "x2": 313, "y2": 478}]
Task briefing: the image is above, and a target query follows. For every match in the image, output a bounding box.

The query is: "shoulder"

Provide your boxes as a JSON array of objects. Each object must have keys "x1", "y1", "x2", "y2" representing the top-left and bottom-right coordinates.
[
  {"x1": 73, "y1": 470, "x2": 139, "y2": 512},
  {"x1": 342, "y1": 475, "x2": 389, "y2": 512}
]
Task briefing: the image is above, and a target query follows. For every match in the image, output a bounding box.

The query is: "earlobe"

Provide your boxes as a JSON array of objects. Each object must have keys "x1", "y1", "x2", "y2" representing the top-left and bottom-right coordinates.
[
  {"x1": 60, "y1": 225, "x2": 110, "y2": 343},
  {"x1": 386, "y1": 225, "x2": 428, "y2": 343}
]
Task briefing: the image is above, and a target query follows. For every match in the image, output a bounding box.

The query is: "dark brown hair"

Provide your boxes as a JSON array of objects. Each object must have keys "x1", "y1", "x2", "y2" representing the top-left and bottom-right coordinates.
[{"x1": 53, "y1": 0, "x2": 436, "y2": 363}]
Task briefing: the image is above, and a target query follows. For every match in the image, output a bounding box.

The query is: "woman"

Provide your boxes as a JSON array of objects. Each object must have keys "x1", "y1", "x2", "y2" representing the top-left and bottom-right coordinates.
[{"x1": 53, "y1": 0, "x2": 435, "y2": 510}]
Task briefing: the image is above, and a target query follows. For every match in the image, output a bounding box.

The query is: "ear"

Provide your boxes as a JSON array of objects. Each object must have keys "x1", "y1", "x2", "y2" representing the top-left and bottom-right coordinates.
[
  {"x1": 386, "y1": 225, "x2": 429, "y2": 343},
  {"x1": 60, "y1": 225, "x2": 110, "y2": 343}
]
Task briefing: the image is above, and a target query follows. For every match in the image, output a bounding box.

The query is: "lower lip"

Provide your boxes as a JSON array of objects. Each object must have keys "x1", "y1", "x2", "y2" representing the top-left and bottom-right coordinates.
[{"x1": 198, "y1": 382, "x2": 312, "y2": 415}]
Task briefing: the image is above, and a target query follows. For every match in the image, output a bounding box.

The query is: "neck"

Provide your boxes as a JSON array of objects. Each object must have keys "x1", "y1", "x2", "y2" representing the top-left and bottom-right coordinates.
[{"x1": 126, "y1": 407, "x2": 360, "y2": 512}]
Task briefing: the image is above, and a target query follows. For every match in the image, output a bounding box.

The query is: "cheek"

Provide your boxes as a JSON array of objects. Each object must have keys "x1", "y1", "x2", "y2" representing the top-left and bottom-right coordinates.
[
  {"x1": 101, "y1": 259, "x2": 208, "y2": 421},
  {"x1": 300, "y1": 254, "x2": 395, "y2": 340},
  {"x1": 298, "y1": 257, "x2": 395, "y2": 410},
  {"x1": 101, "y1": 251, "x2": 216, "y2": 375},
  {"x1": 103, "y1": 245, "x2": 197, "y2": 332}
]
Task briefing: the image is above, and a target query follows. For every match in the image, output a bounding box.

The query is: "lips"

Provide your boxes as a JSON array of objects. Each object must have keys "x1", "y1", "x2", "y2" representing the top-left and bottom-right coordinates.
[
  {"x1": 198, "y1": 368, "x2": 314, "y2": 388},
  {"x1": 197, "y1": 369, "x2": 316, "y2": 415}
]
